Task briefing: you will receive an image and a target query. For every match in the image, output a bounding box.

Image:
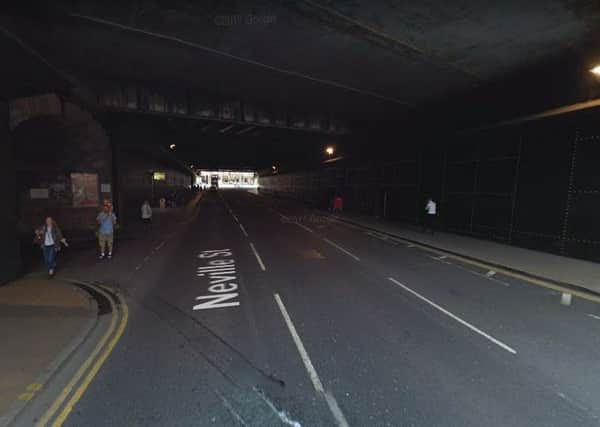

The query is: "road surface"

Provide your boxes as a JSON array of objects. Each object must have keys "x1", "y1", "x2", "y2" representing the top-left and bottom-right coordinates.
[{"x1": 62, "y1": 190, "x2": 600, "y2": 426}]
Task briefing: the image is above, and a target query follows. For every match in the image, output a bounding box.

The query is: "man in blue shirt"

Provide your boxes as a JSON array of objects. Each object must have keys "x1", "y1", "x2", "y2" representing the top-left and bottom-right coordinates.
[{"x1": 97, "y1": 203, "x2": 117, "y2": 259}]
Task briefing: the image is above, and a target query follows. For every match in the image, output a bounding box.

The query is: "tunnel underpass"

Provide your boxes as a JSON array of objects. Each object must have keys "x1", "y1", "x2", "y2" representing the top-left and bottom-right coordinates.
[{"x1": 3, "y1": 2, "x2": 600, "y2": 426}]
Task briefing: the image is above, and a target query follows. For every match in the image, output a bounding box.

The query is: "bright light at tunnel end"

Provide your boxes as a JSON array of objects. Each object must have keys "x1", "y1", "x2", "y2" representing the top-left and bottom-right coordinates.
[{"x1": 590, "y1": 65, "x2": 600, "y2": 76}]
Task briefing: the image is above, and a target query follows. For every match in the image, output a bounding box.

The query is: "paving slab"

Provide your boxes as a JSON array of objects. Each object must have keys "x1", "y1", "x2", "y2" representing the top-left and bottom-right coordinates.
[{"x1": 0, "y1": 276, "x2": 95, "y2": 425}]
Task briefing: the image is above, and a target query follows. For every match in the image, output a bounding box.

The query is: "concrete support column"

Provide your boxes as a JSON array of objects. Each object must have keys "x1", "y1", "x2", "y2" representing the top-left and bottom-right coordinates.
[{"x1": 0, "y1": 102, "x2": 19, "y2": 284}]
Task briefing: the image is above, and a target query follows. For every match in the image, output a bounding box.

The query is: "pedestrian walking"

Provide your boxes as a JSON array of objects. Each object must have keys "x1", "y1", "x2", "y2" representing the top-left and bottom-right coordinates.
[
  {"x1": 97, "y1": 203, "x2": 117, "y2": 259},
  {"x1": 141, "y1": 200, "x2": 153, "y2": 224},
  {"x1": 34, "y1": 217, "x2": 68, "y2": 277},
  {"x1": 424, "y1": 197, "x2": 437, "y2": 235},
  {"x1": 333, "y1": 195, "x2": 344, "y2": 213}
]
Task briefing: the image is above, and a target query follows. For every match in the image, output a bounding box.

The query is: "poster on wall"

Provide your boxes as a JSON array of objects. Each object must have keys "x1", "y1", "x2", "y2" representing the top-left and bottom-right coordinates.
[
  {"x1": 71, "y1": 173, "x2": 99, "y2": 208},
  {"x1": 30, "y1": 188, "x2": 49, "y2": 199}
]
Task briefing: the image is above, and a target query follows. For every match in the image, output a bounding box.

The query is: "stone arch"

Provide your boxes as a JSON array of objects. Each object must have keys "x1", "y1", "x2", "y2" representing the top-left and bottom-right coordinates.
[{"x1": 11, "y1": 99, "x2": 112, "y2": 261}]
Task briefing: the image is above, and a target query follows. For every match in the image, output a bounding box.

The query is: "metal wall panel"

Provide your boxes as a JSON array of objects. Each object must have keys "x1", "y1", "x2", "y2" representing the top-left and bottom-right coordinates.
[{"x1": 259, "y1": 107, "x2": 600, "y2": 262}]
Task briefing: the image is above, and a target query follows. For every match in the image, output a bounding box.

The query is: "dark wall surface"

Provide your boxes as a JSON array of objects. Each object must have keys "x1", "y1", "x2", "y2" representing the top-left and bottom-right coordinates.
[
  {"x1": 0, "y1": 102, "x2": 19, "y2": 284},
  {"x1": 260, "y1": 107, "x2": 600, "y2": 262},
  {"x1": 108, "y1": 116, "x2": 194, "y2": 223},
  {"x1": 118, "y1": 145, "x2": 194, "y2": 222}
]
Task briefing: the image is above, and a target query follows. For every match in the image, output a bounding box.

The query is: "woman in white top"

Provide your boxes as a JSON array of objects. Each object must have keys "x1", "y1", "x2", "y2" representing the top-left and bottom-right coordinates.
[{"x1": 34, "y1": 217, "x2": 68, "y2": 277}]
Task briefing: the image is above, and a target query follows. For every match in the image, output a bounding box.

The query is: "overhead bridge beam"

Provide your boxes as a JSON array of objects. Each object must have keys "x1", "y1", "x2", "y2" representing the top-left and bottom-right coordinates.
[
  {"x1": 69, "y1": 13, "x2": 415, "y2": 108},
  {"x1": 462, "y1": 97, "x2": 600, "y2": 134}
]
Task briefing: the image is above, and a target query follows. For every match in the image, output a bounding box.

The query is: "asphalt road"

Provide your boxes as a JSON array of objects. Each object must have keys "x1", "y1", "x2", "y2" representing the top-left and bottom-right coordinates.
[{"x1": 64, "y1": 190, "x2": 600, "y2": 426}]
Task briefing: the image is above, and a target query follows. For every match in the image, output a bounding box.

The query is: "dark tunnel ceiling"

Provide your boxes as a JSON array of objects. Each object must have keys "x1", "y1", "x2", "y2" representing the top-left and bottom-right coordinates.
[{"x1": 5, "y1": 0, "x2": 600, "y2": 126}]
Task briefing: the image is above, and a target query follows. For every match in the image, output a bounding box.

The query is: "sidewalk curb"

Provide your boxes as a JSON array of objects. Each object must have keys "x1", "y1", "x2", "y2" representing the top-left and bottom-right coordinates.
[
  {"x1": 329, "y1": 214, "x2": 600, "y2": 301},
  {"x1": 0, "y1": 283, "x2": 99, "y2": 427}
]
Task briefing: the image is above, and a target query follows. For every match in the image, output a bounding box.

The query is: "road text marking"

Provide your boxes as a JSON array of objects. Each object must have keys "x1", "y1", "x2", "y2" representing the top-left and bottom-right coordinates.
[
  {"x1": 388, "y1": 277, "x2": 516, "y2": 354},
  {"x1": 194, "y1": 249, "x2": 240, "y2": 310}
]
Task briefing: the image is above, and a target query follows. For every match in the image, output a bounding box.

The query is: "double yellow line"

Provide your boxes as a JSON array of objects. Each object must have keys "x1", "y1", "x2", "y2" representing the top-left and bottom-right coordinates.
[
  {"x1": 36, "y1": 284, "x2": 129, "y2": 427},
  {"x1": 397, "y1": 238, "x2": 600, "y2": 304},
  {"x1": 330, "y1": 216, "x2": 600, "y2": 305}
]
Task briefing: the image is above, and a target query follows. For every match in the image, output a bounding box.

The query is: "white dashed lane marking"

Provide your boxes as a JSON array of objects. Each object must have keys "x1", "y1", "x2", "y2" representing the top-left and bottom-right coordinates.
[
  {"x1": 249, "y1": 242, "x2": 266, "y2": 271},
  {"x1": 274, "y1": 293, "x2": 349, "y2": 427},
  {"x1": 388, "y1": 277, "x2": 517, "y2": 355},
  {"x1": 322, "y1": 238, "x2": 360, "y2": 261}
]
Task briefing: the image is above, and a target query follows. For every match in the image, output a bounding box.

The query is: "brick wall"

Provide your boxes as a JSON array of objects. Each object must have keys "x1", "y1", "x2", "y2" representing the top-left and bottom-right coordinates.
[{"x1": 12, "y1": 99, "x2": 112, "y2": 235}]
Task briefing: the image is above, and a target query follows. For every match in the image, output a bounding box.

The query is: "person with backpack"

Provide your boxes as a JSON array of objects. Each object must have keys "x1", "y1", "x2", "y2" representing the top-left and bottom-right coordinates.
[{"x1": 34, "y1": 216, "x2": 68, "y2": 277}]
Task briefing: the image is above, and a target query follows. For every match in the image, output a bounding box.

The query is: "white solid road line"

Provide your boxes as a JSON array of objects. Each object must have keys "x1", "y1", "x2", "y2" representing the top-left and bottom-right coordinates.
[
  {"x1": 274, "y1": 294, "x2": 324, "y2": 392},
  {"x1": 274, "y1": 293, "x2": 349, "y2": 427},
  {"x1": 388, "y1": 277, "x2": 517, "y2": 355},
  {"x1": 587, "y1": 314, "x2": 600, "y2": 320},
  {"x1": 328, "y1": 216, "x2": 363, "y2": 231},
  {"x1": 295, "y1": 223, "x2": 314, "y2": 233},
  {"x1": 273, "y1": 209, "x2": 290, "y2": 221},
  {"x1": 239, "y1": 223, "x2": 249, "y2": 237},
  {"x1": 217, "y1": 391, "x2": 249, "y2": 426},
  {"x1": 249, "y1": 242, "x2": 266, "y2": 271},
  {"x1": 433, "y1": 257, "x2": 510, "y2": 287},
  {"x1": 323, "y1": 392, "x2": 349, "y2": 427},
  {"x1": 323, "y1": 237, "x2": 360, "y2": 261}
]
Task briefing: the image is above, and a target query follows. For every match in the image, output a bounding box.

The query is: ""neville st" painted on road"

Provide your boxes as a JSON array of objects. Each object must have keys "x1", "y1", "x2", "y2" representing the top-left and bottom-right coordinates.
[{"x1": 193, "y1": 249, "x2": 240, "y2": 310}]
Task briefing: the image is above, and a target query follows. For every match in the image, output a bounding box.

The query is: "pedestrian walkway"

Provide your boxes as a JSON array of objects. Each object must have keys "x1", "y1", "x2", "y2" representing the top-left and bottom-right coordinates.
[
  {"x1": 330, "y1": 212, "x2": 600, "y2": 296},
  {"x1": 0, "y1": 276, "x2": 95, "y2": 425},
  {"x1": 0, "y1": 194, "x2": 204, "y2": 426}
]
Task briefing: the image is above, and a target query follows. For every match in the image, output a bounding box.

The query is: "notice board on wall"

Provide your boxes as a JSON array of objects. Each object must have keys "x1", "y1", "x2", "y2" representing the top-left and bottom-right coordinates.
[
  {"x1": 71, "y1": 173, "x2": 99, "y2": 208},
  {"x1": 29, "y1": 188, "x2": 49, "y2": 199}
]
